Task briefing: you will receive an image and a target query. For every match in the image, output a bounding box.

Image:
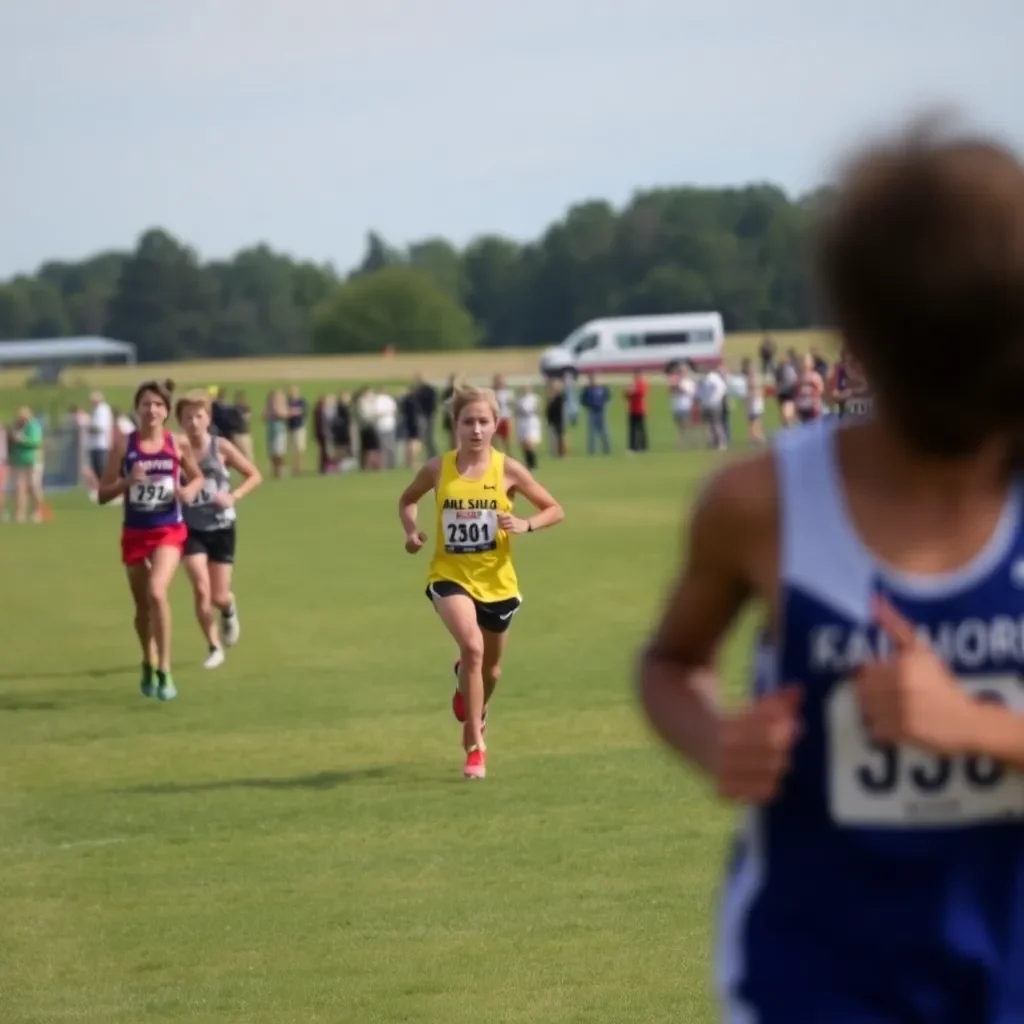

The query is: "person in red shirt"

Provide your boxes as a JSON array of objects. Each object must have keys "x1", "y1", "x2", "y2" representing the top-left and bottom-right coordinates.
[{"x1": 625, "y1": 371, "x2": 649, "y2": 452}]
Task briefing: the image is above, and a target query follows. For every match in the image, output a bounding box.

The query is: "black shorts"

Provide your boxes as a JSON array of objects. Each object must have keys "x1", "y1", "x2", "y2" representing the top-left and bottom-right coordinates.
[
  {"x1": 183, "y1": 525, "x2": 236, "y2": 564},
  {"x1": 425, "y1": 580, "x2": 522, "y2": 634}
]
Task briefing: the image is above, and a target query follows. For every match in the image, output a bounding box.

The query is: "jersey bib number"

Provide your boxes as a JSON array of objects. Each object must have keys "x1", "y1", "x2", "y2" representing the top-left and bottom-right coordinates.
[
  {"x1": 128, "y1": 475, "x2": 175, "y2": 511},
  {"x1": 443, "y1": 507, "x2": 498, "y2": 554},
  {"x1": 191, "y1": 477, "x2": 219, "y2": 506},
  {"x1": 828, "y1": 675, "x2": 1024, "y2": 827}
]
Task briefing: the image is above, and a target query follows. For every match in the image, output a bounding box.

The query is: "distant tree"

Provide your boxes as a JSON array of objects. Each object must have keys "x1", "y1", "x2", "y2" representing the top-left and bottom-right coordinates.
[{"x1": 312, "y1": 266, "x2": 476, "y2": 354}]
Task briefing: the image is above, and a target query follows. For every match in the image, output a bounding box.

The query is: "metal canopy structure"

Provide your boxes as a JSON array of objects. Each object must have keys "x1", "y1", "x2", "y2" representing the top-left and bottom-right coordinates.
[{"x1": 0, "y1": 336, "x2": 137, "y2": 366}]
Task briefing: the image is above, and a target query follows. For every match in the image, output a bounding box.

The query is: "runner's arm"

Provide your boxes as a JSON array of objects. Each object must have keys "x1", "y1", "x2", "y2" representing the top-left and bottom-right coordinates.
[
  {"x1": 504, "y1": 458, "x2": 564, "y2": 532},
  {"x1": 398, "y1": 459, "x2": 439, "y2": 538},
  {"x1": 97, "y1": 434, "x2": 129, "y2": 504},
  {"x1": 637, "y1": 465, "x2": 757, "y2": 776},
  {"x1": 219, "y1": 438, "x2": 262, "y2": 502},
  {"x1": 175, "y1": 435, "x2": 205, "y2": 504}
]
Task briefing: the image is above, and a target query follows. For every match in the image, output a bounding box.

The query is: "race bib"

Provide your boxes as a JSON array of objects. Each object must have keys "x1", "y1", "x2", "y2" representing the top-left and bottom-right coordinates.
[
  {"x1": 846, "y1": 395, "x2": 873, "y2": 417},
  {"x1": 191, "y1": 477, "x2": 219, "y2": 506},
  {"x1": 128, "y1": 475, "x2": 176, "y2": 511},
  {"x1": 828, "y1": 675, "x2": 1024, "y2": 827},
  {"x1": 442, "y1": 506, "x2": 498, "y2": 554}
]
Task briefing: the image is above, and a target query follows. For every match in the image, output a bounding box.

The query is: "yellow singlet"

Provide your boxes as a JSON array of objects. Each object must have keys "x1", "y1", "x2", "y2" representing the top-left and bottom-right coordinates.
[{"x1": 427, "y1": 449, "x2": 520, "y2": 604}]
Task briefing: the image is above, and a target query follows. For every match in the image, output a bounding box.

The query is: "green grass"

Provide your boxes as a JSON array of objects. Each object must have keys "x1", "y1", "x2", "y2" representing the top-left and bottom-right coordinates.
[{"x1": 0, "y1": 401, "x2": 765, "y2": 1023}]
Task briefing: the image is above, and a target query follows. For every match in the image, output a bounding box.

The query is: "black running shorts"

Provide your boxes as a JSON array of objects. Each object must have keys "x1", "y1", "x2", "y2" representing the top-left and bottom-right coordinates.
[
  {"x1": 425, "y1": 580, "x2": 522, "y2": 634},
  {"x1": 183, "y1": 525, "x2": 236, "y2": 565}
]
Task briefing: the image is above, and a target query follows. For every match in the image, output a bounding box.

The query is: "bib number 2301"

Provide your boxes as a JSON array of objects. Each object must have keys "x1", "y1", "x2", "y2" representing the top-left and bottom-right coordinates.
[
  {"x1": 828, "y1": 675, "x2": 1024, "y2": 827},
  {"x1": 443, "y1": 508, "x2": 497, "y2": 554}
]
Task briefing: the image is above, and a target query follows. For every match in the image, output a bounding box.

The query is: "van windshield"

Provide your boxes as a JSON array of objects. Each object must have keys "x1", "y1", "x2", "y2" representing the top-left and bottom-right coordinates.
[{"x1": 572, "y1": 333, "x2": 599, "y2": 355}]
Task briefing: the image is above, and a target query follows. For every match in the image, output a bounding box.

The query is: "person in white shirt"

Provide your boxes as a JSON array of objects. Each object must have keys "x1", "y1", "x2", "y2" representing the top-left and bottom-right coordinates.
[
  {"x1": 697, "y1": 369, "x2": 728, "y2": 450},
  {"x1": 373, "y1": 390, "x2": 399, "y2": 469},
  {"x1": 86, "y1": 391, "x2": 113, "y2": 501},
  {"x1": 668, "y1": 367, "x2": 697, "y2": 449},
  {"x1": 492, "y1": 374, "x2": 514, "y2": 452},
  {"x1": 514, "y1": 385, "x2": 542, "y2": 470}
]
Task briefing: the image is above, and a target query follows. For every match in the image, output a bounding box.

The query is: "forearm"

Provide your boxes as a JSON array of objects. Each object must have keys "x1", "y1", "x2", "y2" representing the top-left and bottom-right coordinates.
[
  {"x1": 231, "y1": 473, "x2": 261, "y2": 502},
  {"x1": 399, "y1": 503, "x2": 419, "y2": 536},
  {"x1": 638, "y1": 652, "x2": 721, "y2": 776},
  {"x1": 98, "y1": 477, "x2": 128, "y2": 504},
  {"x1": 524, "y1": 504, "x2": 564, "y2": 531}
]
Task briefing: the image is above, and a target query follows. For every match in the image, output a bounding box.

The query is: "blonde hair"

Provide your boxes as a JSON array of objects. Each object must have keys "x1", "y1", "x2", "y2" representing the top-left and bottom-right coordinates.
[
  {"x1": 174, "y1": 389, "x2": 212, "y2": 423},
  {"x1": 448, "y1": 384, "x2": 500, "y2": 425}
]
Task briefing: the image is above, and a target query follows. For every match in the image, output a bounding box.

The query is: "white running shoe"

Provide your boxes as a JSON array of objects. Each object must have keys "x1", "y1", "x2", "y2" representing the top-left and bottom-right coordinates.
[
  {"x1": 204, "y1": 647, "x2": 225, "y2": 669},
  {"x1": 221, "y1": 604, "x2": 240, "y2": 647}
]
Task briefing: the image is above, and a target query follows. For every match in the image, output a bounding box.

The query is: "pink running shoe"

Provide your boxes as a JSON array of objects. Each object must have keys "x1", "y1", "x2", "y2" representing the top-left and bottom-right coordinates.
[{"x1": 463, "y1": 746, "x2": 486, "y2": 780}]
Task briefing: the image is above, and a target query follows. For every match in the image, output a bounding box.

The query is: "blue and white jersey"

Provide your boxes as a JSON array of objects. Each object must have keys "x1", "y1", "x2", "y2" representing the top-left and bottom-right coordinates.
[{"x1": 718, "y1": 419, "x2": 1024, "y2": 1023}]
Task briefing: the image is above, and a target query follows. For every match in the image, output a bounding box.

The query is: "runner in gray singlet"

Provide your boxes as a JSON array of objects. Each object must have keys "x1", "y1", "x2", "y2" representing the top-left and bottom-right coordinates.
[
  {"x1": 176, "y1": 390, "x2": 262, "y2": 670},
  {"x1": 184, "y1": 437, "x2": 236, "y2": 534}
]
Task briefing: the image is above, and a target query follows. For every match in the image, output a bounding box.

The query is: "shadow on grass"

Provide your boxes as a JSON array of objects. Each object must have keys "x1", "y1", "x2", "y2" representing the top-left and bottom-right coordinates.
[
  {"x1": 122, "y1": 766, "x2": 398, "y2": 795},
  {"x1": 0, "y1": 697, "x2": 63, "y2": 711},
  {"x1": 0, "y1": 664, "x2": 140, "y2": 685}
]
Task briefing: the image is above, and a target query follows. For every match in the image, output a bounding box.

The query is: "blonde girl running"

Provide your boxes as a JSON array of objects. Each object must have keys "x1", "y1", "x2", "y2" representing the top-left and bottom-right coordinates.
[
  {"x1": 176, "y1": 391, "x2": 263, "y2": 669},
  {"x1": 398, "y1": 385, "x2": 565, "y2": 780}
]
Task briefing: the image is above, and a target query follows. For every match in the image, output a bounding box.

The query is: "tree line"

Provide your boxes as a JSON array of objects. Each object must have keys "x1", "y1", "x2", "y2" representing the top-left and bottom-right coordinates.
[{"x1": 0, "y1": 184, "x2": 827, "y2": 362}]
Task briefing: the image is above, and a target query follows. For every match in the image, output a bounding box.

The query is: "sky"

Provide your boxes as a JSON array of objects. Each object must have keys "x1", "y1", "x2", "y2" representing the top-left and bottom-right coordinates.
[{"x1": 1, "y1": 0, "x2": 1021, "y2": 279}]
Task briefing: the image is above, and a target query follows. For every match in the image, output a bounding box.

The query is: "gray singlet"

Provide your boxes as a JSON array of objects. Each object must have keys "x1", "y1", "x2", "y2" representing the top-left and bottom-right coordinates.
[{"x1": 184, "y1": 436, "x2": 235, "y2": 532}]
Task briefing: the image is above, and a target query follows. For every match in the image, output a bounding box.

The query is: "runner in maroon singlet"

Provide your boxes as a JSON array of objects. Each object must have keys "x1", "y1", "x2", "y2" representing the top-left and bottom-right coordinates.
[{"x1": 98, "y1": 380, "x2": 203, "y2": 701}]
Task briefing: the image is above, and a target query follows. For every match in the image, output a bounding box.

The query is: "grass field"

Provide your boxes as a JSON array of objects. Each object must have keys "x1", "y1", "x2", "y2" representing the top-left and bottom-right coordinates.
[{"x1": 0, "y1": 373, "x2": 770, "y2": 1022}]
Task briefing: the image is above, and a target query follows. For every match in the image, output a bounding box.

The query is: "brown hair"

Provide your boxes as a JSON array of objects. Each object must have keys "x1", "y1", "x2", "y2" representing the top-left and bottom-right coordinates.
[
  {"x1": 448, "y1": 384, "x2": 500, "y2": 425},
  {"x1": 133, "y1": 379, "x2": 175, "y2": 411},
  {"x1": 174, "y1": 389, "x2": 212, "y2": 423},
  {"x1": 816, "y1": 115, "x2": 1024, "y2": 456}
]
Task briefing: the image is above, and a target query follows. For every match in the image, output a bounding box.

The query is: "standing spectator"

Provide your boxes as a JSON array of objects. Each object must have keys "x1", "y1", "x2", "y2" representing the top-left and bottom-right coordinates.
[
  {"x1": 313, "y1": 393, "x2": 338, "y2": 473},
  {"x1": 332, "y1": 392, "x2": 353, "y2": 467},
  {"x1": 0, "y1": 417, "x2": 8, "y2": 522},
  {"x1": 264, "y1": 389, "x2": 288, "y2": 479},
  {"x1": 492, "y1": 374, "x2": 514, "y2": 452},
  {"x1": 514, "y1": 384, "x2": 542, "y2": 470},
  {"x1": 354, "y1": 387, "x2": 382, "y2": 470},
  {"x1": 698, "y1": 367, "x2": 728, "y2": 449},
  {"x1": 86, "y1": 390, "x2": 113, "y2": 501},
  {"x1": 625, "y1": 371, "x2": 649, "y2": 453},
  {"x1": 580, "y1": 372, "x2": 611, "y2": 455},
  {"x1": 758, "y1": 335, "x2": 777, "y2": 375},
  {"x1": 211, "y1": 387, "x2": 243, "y2": 443},
  {"x1": 10, "y1": 406, "x2": 44, "y2": 523},
  {"x1": 810, "y1": 346, "x2": 830, "y2": 380},
  {"x1": 545, "y1": 379, "x2": 567, "y2": 458},
  {"x1": 399, "y1": 386, "x2": 423, "y2": 469},
  {"x1": 233, "y1": 390, "x2": 254, "y2": 460},
  {"x1": 286, "y1": 385, "x2": 308, "y2": 475},
  {"x1": 411, "y1": 373, "x2": 438, "y2": 457},
  {"x1": 374, "y1": 388, "x2": 399, "y2": 469},
  {"x1": 668, "y1": 365, "x2": 698, "y2": 449},
  {"x1": 113, "y1": 408, "x2": 136, "y2": 439},
  {"x1": 562, "y1": 372, "x2": 580, "y2": 427},
  {"x1": 775, "y1": 350, "x2": 799, "y2": 428},
  {"x1": 742, "y1": 357, "x2": 766, "y2": 445},
  {"x1": 794, "y1": 352, "x2": 825, "y2": 424},
  {"x1": 440, "y1": 373, "x2": 458, "y2": 451}
]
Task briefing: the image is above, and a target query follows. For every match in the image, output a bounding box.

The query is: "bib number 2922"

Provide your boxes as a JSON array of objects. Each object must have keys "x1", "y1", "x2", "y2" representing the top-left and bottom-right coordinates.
[{"x1": 828, "y1": 675, "x2": 1024, "y2": 827}]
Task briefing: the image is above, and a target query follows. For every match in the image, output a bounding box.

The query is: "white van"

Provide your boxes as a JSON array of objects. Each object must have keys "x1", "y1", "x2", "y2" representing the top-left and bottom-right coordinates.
[{"x1": 538, "y1": 312, "x2": 725, "y2": 378}]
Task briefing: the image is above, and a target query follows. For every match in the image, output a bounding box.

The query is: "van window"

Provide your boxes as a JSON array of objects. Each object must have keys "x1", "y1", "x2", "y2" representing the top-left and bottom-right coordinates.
[
  {"x1": 573, "y1": 333, "x2": 599, "y2": 355},
  {"x1": 615, "y1": 333, "x2": 643, "y2": 349},
  {"x1": 641, "y1": 329, "x2": 715, "y2": 346}
]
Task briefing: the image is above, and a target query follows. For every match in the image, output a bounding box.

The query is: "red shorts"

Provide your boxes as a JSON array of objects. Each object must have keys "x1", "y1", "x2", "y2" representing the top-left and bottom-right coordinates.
[
  {"x1": 495, "y1": 418, "x2": 511, "y2": 440},
  {"x1": 121, "y1": 523, "x2": 188, "y2": 566}
]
